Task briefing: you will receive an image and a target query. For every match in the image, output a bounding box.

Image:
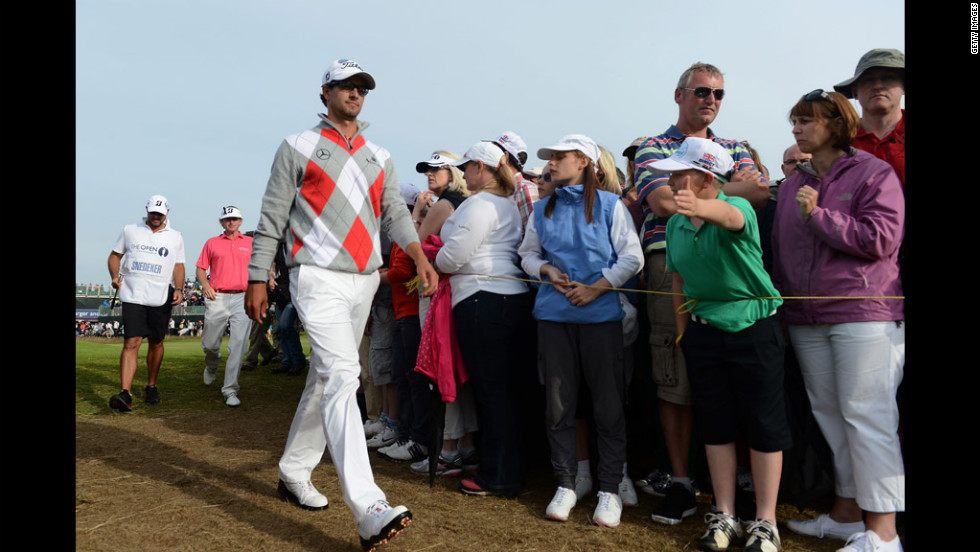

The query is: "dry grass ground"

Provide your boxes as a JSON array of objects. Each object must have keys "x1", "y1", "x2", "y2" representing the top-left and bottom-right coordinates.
[{"x1": 75, "y1": 337, "x2": 893, "y2": 551}]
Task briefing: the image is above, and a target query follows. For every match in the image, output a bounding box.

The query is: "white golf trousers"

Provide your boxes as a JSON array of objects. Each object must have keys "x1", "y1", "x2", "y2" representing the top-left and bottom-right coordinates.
[
  {"x1": 278, "y1": 265, "x2": 385, "y2": 519},
  {"x1": 201, "y1": 292, "x2": 250, "y2": 397}
]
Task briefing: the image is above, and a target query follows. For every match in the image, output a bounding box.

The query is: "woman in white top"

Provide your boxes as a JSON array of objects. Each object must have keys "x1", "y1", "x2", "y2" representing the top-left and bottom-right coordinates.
[
  {"x1": 436, "y1": 141, "x2": 536, "y2": 498},
  {"x1": 405, "y1": 150, "x2": 479, "y2": 476}
]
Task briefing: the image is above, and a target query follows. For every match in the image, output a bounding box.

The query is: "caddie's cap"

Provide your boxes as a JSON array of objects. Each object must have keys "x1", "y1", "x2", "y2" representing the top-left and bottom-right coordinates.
[{"x1": 146, "y1": 195, "x2": 169, "y2": 214}]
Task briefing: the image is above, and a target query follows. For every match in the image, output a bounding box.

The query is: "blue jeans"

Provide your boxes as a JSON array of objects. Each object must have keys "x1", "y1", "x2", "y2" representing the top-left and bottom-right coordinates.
[
  {"x1": 277, "y1": 302, "x2": 304, "y2": 368},
  {"x1": 454, "y1": 291, "x2": 536, "y2": 495}
]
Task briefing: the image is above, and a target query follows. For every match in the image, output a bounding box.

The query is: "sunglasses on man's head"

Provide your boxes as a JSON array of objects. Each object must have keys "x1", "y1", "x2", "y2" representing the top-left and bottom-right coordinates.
[{"x1": 682, "y1": 87, "x2": 725, "y2": 100}]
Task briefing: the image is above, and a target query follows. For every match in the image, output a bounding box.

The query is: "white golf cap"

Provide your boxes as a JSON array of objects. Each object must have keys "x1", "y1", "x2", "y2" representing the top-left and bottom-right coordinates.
[
  {"x1": 522, "y1": 166, "x2": 544, "y2": 178},
  {"x1": 451, "y1": 141, "x2": 505, "y2": 169},
  {"x1": 219, "y1": 205, "x2": 243, "y2": 219},
  {"x1": 146, "y1": 195, "x2": 169, "y2": 214},
  {"x1": 484, "y1": 131, "x2": 527, "y2": 166},
  {"x1": 648, "y1": 137, "x2": 734, "y2": 181},
  {"x1": 322, "y1": 59, "x2": 376, "y2": 89},
  {"x1": 537, "y1": 134, "x2": 600, "y2": 165},
  {"x1": 415, "y1": 152, "x2": 458, "y2": 173}
]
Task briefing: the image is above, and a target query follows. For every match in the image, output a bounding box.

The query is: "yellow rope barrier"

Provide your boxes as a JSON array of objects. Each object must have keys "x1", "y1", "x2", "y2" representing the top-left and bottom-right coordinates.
[{"x1": 432, "y1": 272, "x2": 905, "y2": 301}]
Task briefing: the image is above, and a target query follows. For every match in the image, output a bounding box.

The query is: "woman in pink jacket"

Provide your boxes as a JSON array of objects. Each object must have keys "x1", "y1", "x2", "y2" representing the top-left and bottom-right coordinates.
[{"x1": 772, "y1": 89, "x2": 905, "y2": 552}]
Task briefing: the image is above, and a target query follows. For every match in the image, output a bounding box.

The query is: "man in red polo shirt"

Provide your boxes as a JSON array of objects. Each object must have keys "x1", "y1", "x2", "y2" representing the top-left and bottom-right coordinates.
[{"x1": 197, "y1": 205, "x2": 253, "y2": 407}]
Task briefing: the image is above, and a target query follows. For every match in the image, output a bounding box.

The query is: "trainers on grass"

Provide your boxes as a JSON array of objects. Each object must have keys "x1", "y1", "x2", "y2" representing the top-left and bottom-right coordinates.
[
  {"x1": 109, "y1": 389, "x2": 133, "y2": 412},
  {"x1": 698, "y1": 512, "x2": 744, "y2": 552},
  {"x1": 544, "y1": 486, "x2": 576, "y2": 522},
  {"x1": 144, "y1": 385, "x2": 160, "y2": 405},
  {"x1": 836, "y1": 530, "x2": 903, "y2": 552},
  {"x1": 786, "y1": 513, "x2": 865, "y2": 541},
  {"x1": 619, "y1": 475, "x2": 639, "y2": 507},
  {"x1": 745, "y1": 519, "x2": 782, "y2": 552},
  {"x1": 592, "y1": 491, "x2": 622, "y2": 528},
  {"x1": 650, "y1": 483, "x2": 697, "y2": 525}
]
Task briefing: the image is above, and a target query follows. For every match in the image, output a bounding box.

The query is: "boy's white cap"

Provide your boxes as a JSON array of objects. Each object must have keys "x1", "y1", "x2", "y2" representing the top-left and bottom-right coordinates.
[
  {"x1": 451, "y1": 142, "x2": 505, "y2": 169},
  {"x1": 537, "y1": 134, "x2": 600, "y2": 164},
  {"x1": 648, "y1": 137, "x2": 734, "y2": 181}
]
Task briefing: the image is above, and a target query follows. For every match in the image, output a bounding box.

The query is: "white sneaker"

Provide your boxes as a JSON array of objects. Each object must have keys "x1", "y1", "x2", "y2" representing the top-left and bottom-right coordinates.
[
  {"x1": 745, "y1": 518, "x2": 781, "y2": 552},
  {"x1": 366, "y1": 426, "x2": 398, "y2": 449},
  {"x1": 592, "y1": 491, "x2": 622, "y2": 528},
  {"x1": 277, "y1": 479, "x2": 328, "y2": 510},
  {"x1": 699, "y1": 512, "x2": 745, "y2": 551},
  {"x1": 574, "y1": 473, "x2": 593, "y2": 500},
  {"x1": 545, "y1": 486, "x2": 577, "y2": 522},
  {"x1": 364, "y1": 417, "x2": 386, "y2": 438},
  {"x1": 618, "y1": 475, "x2": 638, "y2": 507},
  {"x1": 225, "y1": 393, "x2": 241, "y2": 407},
  {"x1": 357, "y1": 500, "x2": 412, "y2": 552},
  {"x1": 787, "y1": 513, "x2": 866, "y2": 541},
  {"x1": 383, "y1": 440, "x2": 428, "y2": 462},
  {"x1": 203, "y1": 367, "x2": 217, "y2": 385},
  {"x1": 837, "y1": 531, "x2": 903, "y2": 552},
  {"x1": 377, "y1": 438, "x2": 404, "y2": 456}
]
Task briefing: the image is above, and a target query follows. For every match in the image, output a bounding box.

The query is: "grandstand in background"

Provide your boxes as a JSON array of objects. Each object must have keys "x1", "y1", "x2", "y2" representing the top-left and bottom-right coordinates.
[{"x1": 75, "y1": 283, "x2": 205, "y2": 323}]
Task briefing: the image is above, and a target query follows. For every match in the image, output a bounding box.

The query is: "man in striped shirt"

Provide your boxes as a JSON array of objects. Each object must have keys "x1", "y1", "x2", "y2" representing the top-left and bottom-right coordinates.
[{"x1": 633, "y1": 62, "x2": 768, "y2": 528}]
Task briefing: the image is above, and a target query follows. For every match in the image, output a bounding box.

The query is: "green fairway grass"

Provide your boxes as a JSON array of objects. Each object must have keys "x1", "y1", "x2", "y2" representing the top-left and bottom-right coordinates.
[{"x1": 75, "y1": 335, "x2": 311, "y2": 415}]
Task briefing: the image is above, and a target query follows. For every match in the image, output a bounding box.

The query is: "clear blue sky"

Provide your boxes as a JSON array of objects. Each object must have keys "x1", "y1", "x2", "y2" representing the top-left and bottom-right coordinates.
[{"x1": 76, "y1": 0, "x2": 904, "y2": 285}]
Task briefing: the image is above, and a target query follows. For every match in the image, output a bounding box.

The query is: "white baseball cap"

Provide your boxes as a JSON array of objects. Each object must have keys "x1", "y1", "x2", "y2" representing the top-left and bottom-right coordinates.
[
  {"x1": 522, "y1": 166, "x2": 544, "y2": 179},
  {"x1": 219, "y1": 205, "x2": 243, "y2": 219},
  {"x1": 648, "y1": 137, "x2": 734, "y2": 181},
  {"x1": 451, "y1": 142, "x2": 505, "y2": 169},
  {"x1": 537, "y1": 134, "x2": 600, "y2": 165},
  {"x1": 322, "y1": 59, "x2": 376, "y2": 89},
  {"x1": 415, "y1": 152, "x2": 458, "y2": 173},
  {"x1": 146, "y1": 195, "x2": 169, "y2": 214},
  {"x1": 484, "y1": 130, "x2": 528, "y2": 166}
]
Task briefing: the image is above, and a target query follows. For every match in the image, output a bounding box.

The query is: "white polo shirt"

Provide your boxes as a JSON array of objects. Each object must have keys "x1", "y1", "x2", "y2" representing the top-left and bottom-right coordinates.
[{"x1": 112, "y1": 218, "x2": 186, "y2": 306}]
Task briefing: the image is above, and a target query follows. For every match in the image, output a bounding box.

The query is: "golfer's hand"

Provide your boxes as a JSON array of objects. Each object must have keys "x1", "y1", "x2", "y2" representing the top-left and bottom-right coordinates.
[
  {"x1": 245, "y1": 282, "x2": 268, "y2": 322},
  {"x1": 416, "y1": 258, "x2": 439, "y2": 298}
]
